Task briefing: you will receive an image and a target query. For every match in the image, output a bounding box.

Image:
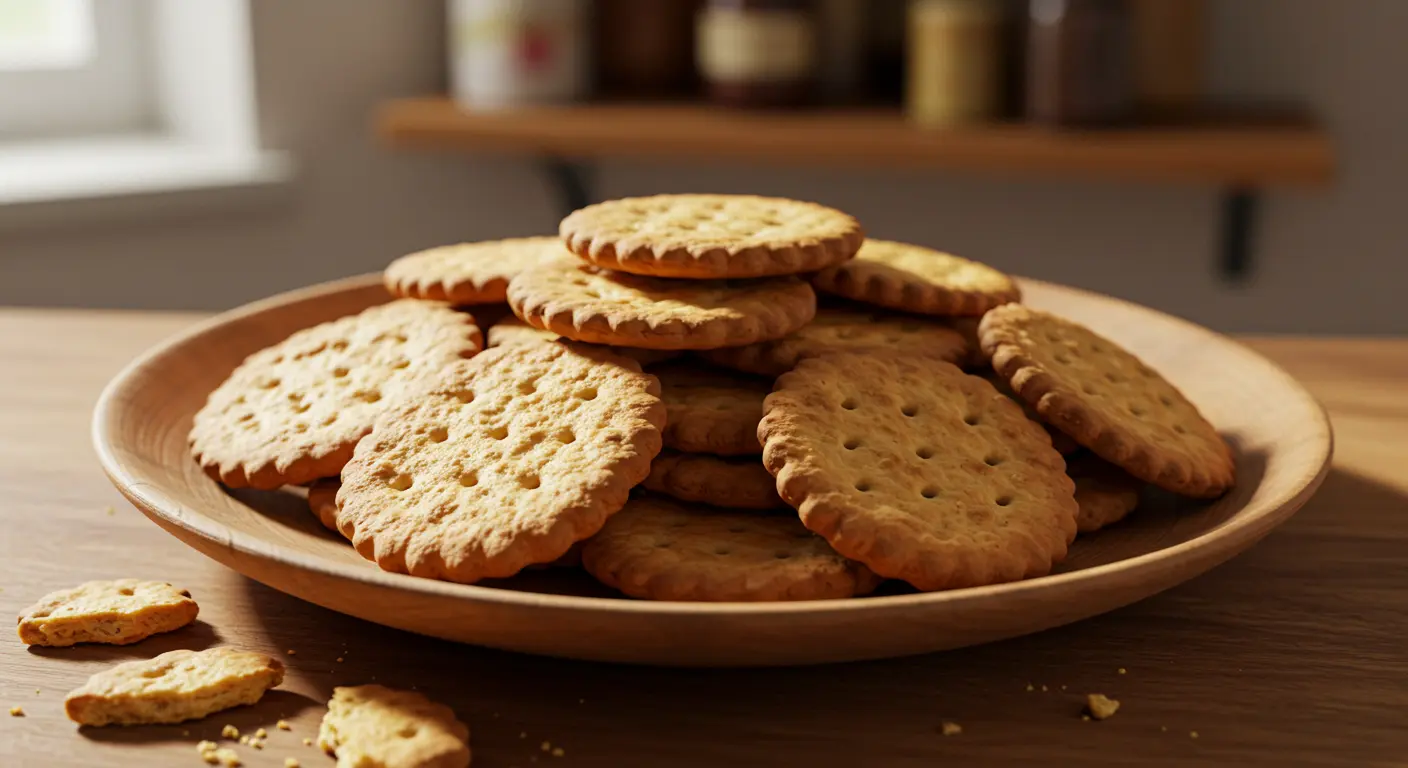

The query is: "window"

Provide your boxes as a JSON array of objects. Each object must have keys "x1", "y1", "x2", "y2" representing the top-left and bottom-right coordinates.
[
  {"x1": 0, "y1": 0, "x2": 153, "y2": 139},
  {"x1": 0, "y1": 0, "x2": 288, "y2": 218}
]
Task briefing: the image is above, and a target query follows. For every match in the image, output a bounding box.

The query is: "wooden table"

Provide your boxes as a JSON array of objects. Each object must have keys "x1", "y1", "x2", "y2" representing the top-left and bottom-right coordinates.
[{"x1": 1, "y1": 309, "x2": 1405, "y2": 767}]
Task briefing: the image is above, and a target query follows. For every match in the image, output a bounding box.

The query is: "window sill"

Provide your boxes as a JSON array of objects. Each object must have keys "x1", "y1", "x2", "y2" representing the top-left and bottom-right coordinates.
[{"x1": 0, "y1": 136, "x2": 294, "y2": 231}]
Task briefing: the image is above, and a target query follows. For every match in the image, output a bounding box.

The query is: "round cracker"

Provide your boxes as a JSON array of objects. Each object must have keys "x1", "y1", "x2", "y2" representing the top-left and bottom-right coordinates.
[
  {"x1": 335, "y1": 342, "x2": 664, "y2": 583},
  {"x1": 810, "y1": 239, "x2": 1019, "y2": 316},
  {"x1": 384, "y1": 237, "x2": 573, "y2": 305},
  {"x1": 643, "y1": 450, "x2": 784, "y2": 510},
  {"x1": 581, "y1": 495, "x2": 881, "y2": 601},
  {"x1": 701, "y1": 307, "x2": 968, "y2": 377},
  {"x1": 654, "y1": 362, "x2": 769, "y2": 455},
  {"x1": 189, "y1": 300, "x2": 483, "y2": 490},
  {"x1": 979, "y1": 304, "x2": 1235, "y2": 498},
  {"x1": 560, "y1": 194, "x2": 864, "y2": 279},
  {"x1": 758, "y1": 352, "x2": 1077, "y2": 591},
  {"x1": 486, "y1": 315, "x2": 680, "y2": 367},
  {"x1": 507, "y1": 262, "x2": 816, "y2": 351},
  {"x1": 307, "y1": 478, "x2": 341, "y2": 532},
  {"x1": 1066, "y1": 452, "x2": 1143, "y2": 534},
  {"x1": 979, "y1": 368, "x2": 1081, "y2": 455}
]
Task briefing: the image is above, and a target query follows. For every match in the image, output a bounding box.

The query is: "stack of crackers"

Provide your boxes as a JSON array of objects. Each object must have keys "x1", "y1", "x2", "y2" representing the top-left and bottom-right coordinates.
[{"x1": 190, "y1": 194, "x2": 1235, "y2": 602}]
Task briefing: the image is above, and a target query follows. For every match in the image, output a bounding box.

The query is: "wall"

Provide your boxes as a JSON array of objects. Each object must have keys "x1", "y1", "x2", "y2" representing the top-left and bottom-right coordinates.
[{"x1": 1, "y1": 0, "x2": 1404, "y2": 334}]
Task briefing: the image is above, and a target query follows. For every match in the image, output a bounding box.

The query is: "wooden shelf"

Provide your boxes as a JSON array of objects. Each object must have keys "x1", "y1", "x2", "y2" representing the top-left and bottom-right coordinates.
[{"x1": 376, "y1": 97, "x2": 1334, "y2": 189}]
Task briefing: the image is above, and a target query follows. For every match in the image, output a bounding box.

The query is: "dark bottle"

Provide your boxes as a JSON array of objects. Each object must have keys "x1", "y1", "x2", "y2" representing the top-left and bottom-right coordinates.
[
  {"x1": 1025, "y1": 0, "x2": 1134, "y2": 127},
  {"x1": 696, "y1": 0, "x2": 818, "y2": 108},
  {"x1": 596, "y1": 0, "x2": 700, "y2": 98}
]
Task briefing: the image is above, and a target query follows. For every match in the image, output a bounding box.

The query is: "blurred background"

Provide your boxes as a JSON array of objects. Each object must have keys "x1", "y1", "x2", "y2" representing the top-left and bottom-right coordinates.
[{"x1": 0, "y1": 0, "x2": 1400, "y2": 333}]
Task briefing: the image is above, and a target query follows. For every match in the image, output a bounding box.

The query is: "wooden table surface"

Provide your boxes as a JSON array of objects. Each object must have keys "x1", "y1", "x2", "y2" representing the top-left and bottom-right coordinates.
[{"x1": 1, "y1": 309, "x2": 1405, "y2": 768}]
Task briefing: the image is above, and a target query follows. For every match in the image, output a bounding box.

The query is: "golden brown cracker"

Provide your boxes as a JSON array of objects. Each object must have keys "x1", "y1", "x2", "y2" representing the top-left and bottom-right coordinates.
[
  {"x1": 18, "y1": 579, "x2": 198, "y2": 647},
  {"x1": 384, "y1": 236, "x2": 573, "y2": 305},
  {"x1": 643, "y1": 450, "x2": 784, "y2": 509},
  {"x1": 335, "y1": 342, "x2": 664, "y2": 583},
  {"x1": 307, "y1": 478, "x2": 341, "y2": 532},
  {"x1": 653, "y1": 361, "x2": 769, "y2": 456},
  {"x1": 64, "y1": 648, "x2": 284, "y2": 726},
  {"x1": 979, "y1": 304, "x2": 1234, "y2": 498},
  {"x1": 1067, "y1": 452, "x2": 1143, "y2": 534},
  {"x1": 189, "y1": 300, "x2": 482, "y2": 489},
  {"x1": 581, "y1": 495, "x2": 881, "y2": 601},
  {"x1": 758, "y1": 352, "x2": 1077, "y2": 591},
  {"x1": 810, "y1": 239, "x2": 1019, "y2": 316},
  {"x1": 486, "y1": 314, "x2": 679, "y2": 366},
  {"x1": 560, "y1": 194, "x2": 863, "y2": 278},
  {"x1": 318, "y1": 685, "x2": 470, "y2": 768},
  {"x1": 701, "y1": 307, "x2": 968, "y2": 376}
]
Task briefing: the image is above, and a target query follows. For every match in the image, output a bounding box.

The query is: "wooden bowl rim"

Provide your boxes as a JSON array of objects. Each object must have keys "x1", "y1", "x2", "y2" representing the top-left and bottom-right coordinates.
[{"x1": 92, "y1": 273, "x2": 1334, "y2": 617}]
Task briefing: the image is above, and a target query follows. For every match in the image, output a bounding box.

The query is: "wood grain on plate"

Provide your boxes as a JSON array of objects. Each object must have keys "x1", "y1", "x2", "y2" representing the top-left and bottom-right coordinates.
[
  {"x1": 89, "y1": 275, "x2": 1331, "y2": 666},
  {"x1": 0, "y1": 308, "x2": 1403, "y2": 767}
]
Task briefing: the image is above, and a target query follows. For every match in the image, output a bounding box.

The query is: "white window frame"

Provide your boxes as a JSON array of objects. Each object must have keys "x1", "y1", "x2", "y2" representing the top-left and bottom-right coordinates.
[{"x1": 0, "y1": 0, "x2": 291, "y2": 228}]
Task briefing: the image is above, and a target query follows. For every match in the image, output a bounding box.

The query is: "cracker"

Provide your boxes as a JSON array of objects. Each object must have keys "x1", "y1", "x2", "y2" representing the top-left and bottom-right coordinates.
[
  {"x1": 64, "y1": 648, "x2": 284, "y2": 726},
  {"x1": 560, "y1": 194, "x2": 864, "y2": 278},
  {"x1": 1067, "y1": 452, "x2": 1143, "y2": 534},
  {"x1": 508, "y1": 262, "x2": 816, "y2": 350},
  {"x1": 335, "y1": 342, "x2": 664, "y2": 582},
  {"x1": 581, "y1": 496, "x2": 881, "y2": 601},
  {"x1": 643, "y1": 450, "x2": 784, "y2": 509},
  {"x1": 702, "y1": 307, "x2": 968, "y2": 376},
  {"x1": 189, "y1": 300, "x2": 483, "y2": 490},
  {"x1": 486, "y1": 315, "x2": 680, "y2": 367},
  {"x1": 318, "y1": 685, "x2": 470, "y2": 768},
  {"x1": 810, "y1": 239, "x2": 1019, "y2": 316},
  {"x1": 653, "y1": 362, "x2": 769, "y2": 456},
  {"x1": 308, "y1": 478, "x2": 341, "y2": 532},
  {"x1": 18, "y1": 579, "x2": 198, "y2": 647},
  {"x1": 979, "y1": 305, "x2": 1235, "y2": 498},
  {"x1": 758, "y1": 352, "x2": 1077, "y2": 591},
  {"x1": 979, "y1": 368, "x2": 1080, "y2": 455},
  {"x1": 384, "y1": 236, "x2": 573, "y2": 305}
]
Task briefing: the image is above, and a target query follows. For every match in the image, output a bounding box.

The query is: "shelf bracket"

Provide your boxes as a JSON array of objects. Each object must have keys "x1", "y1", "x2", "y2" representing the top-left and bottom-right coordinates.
[
  {"x1": 540, "y1": 157, "x2": 593, "y2": 220},
  {"x1": 1219, "y1": 188, "x2": 1259, "y2": 283}
]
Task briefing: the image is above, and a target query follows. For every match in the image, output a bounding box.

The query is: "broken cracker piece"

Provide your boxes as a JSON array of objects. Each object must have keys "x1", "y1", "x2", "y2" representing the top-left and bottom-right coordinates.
[
  {"x1": 17, "y1": 579, "x2": 198, "y2": 647},
  {"x1": 64, "y1": 648, "x2": 284, "y2": 726},
  {"x1": 318, "y1": 685, "x2": 470, "y2": 768},
  {"x1": 1086, "y1": 693, "x2": 1121, "y2": 721}
]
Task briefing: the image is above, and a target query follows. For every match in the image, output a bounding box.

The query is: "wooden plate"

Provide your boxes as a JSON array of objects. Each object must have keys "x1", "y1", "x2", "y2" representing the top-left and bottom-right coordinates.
[{"x1": 92, "y1": 275, "x2": 1332, "y2": 666}]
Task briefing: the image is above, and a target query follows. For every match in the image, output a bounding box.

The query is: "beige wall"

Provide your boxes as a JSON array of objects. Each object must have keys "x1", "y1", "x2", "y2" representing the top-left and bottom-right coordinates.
[{"x1": 2, "y1": 0, "x2": 1404, "y2": 334}]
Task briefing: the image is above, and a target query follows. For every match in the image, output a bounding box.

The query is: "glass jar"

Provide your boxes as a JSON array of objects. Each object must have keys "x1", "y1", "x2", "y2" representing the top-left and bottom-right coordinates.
[
  {"x1": 906, "y1": 0, "x2": 1006, "y2": 128},
  {"x1": 1025, "y1": 0, "x2": 1134, "y2": 127},
  {"x1": 696, "y1": 0, "x2": 818, "y2": 108}
]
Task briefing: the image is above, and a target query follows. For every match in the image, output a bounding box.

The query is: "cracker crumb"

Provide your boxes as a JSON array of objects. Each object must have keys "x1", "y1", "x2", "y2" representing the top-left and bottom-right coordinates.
[
  {"x1": 35, "y1": 689, "x2": 41, "y2": 695},
  {"x1": 197, "y1": 741, "x2": 218, "y2": 754},
  {"x1": 1086, "y1": 693, "x2": 1120, "y2": 721},
  {"x1": 222, "y1": 725, "x2": 240, "y2": 739},
  {"x1": 541, "y1": 741, "x2": 552, "y2": 752},
  {"x1": 335, "y1": 657, "x2": 344, "y2": 663},
  {"x1": 940, "y1": 721, "x2": 962, "y2": 736},
  {"x1": 1060, "y1": 685, "x2": 1067, "y2": 691},
  {"x1": 254, "y1": 728, "x2": 267, "y2": 739},
  {"x1": 1161, "y1": 725, "x2": 1168, "y2": 732},
  {"x1": 552, "y1": 747, "x2": 565, "y2": 757},
  {"x1": 252, "y1": 739, "x2": 265, "y2": 750},
  {"x1": 1190, "y1": 731, "x2": 1199, "y2": 739},
  {"x1": 1081, "y1": 715, "x2": 1091, "y2": 722},
  {"x1": 202, "y1": 753, "x2": 221, "y2": 766},
  {"x1": 286, "y1": 649, "x2": 296, "y2": 656},
  {"x1": 1041, "y1": 685, "x2": 1048, "y2": 692},
  {"x1": 214, "y1": 747, "x2": 241, "y2": 767},
  {"x1": 1118, "y1": 667, "x2": 1127, "y2": 675},
  {"x1": 301, "y1": 738, "x2": 312, "y2": 747},
  {"x1": 276, "y1": 720, "x2": 291, "y2": 731},
  {"x1": 106, "y1": 506, "x2": 115, "y2": 516},
  {"x1": 183, "y1": 729, "x2": 190, "y2": 736},
  {"x1": 284, "y1": 759, "x2": 300, "y2": 768},
  {"x1": 519, "y1": 732, "x2": 527, "y2": 739},
  {"x1": 238, "y1": 735, "x2": 250, "y2": 745},
  {"x1": 1025, "y1": 683, "x2": 1034, "y2": 692},
  {"x1": 8, "y1": 706, "x2": 24, "y2": 717}
]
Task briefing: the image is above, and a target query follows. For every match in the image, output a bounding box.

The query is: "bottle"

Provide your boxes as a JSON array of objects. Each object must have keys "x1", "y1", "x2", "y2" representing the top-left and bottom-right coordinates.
[
  {"x1": 448, "y1": 0, "x2": 590, "y2": 110},
  {"x1": 817, "y1": 0, "x2": 866, "y2": 104},
  {"x1": 596, "y1": 0, "x2": 700, "y2": 99},
  {"x1": 1025, "y1": 0, "x2": 1134, "y2": 127},
  {"x1": 906, "y1": 0, "x2": 1006, "y2": 128},
  {"x1": 696, "y1": 0, "x2": 818, "y2": 108}
]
